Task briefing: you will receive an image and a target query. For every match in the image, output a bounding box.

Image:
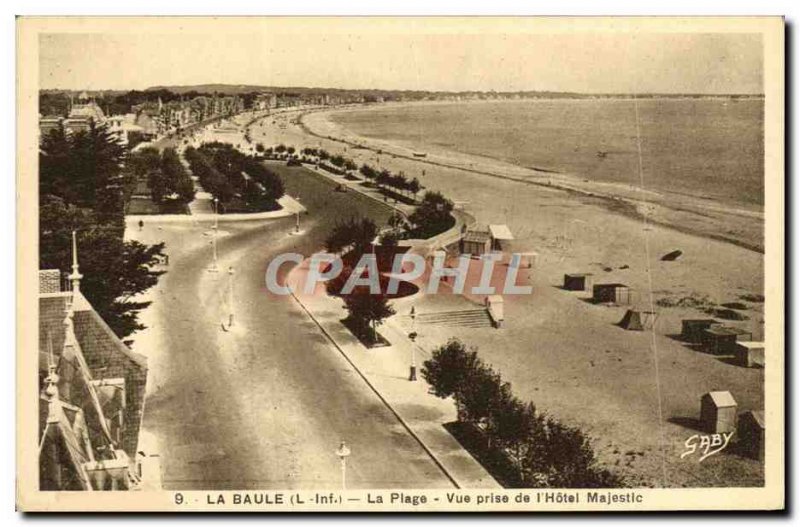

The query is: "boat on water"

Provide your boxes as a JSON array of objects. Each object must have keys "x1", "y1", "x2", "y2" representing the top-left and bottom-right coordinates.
[{"x1": 412, "y1": 152, "x2": 427, "y2": 158}]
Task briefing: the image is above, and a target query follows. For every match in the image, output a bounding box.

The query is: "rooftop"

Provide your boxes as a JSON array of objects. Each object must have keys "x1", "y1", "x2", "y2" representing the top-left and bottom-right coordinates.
[
  {"x1": 489, "y1": 224, "x2": 514, "y2": 241},
  {"x1": 463, "y1": 230, "x2": 492, "y2": 243},
  {"x1": 704, "y1": 390, "x2": 737, "y2": 408}
]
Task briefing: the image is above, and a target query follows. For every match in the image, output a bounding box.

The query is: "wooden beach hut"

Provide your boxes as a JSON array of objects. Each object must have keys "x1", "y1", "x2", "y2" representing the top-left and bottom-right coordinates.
[
  {"x1": 489, "y1": 224, "x2": 514, "y2": 251},
  {"x1": 681, "y1": 319, "x2": 720, "y2": 343},
  {"x1": 461, "y1": 229, "x2": 492, "y2": 256},
  {"x1": 563, "y1": 273, "x2": 593, "y2": 291},
  {"x1": 618, "y1": 309, "x2": 657, "y2": 331},
  {"x1": 736, "y1": 341, "x2": 765, "y2": 368},
  {"x1": 592, "y1": 283, "x2": 633, "y2": 305},
  {"x1": 701, "y1": 326, "x2": 752, "y2": 355},
  {"x1": 700, "y1": 391, "x2": 738, "y2": 434},
  {"x1": 737, "y1": 410, "x2": 765, "y2": 461}
]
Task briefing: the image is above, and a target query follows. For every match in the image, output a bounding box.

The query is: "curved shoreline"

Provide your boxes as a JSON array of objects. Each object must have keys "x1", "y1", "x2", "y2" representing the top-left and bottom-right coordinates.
[{"x1": 298, "y1": 102, "x2": 764, "y2": 254}]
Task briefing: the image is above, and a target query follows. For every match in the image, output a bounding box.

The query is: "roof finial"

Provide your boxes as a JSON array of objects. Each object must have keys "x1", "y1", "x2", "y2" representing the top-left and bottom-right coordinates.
[
  {"x1": 63, "y1": 298, "x2": 77, "y2": 349},
  {"x1": 69, "y1": 230, "x2": 83, "y2": 294},
  {"x1": 45, "y1": 330, "x2": 61, "y2": 424}
]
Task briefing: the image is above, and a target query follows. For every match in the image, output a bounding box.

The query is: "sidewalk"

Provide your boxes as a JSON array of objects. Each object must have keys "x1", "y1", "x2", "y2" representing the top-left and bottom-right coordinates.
[
  {"x1": 287, "y1": 258, "x2": 501, "y2": 489},
  {"x1": 126, "y1": 194, "x2": 306, "y2": 225}
]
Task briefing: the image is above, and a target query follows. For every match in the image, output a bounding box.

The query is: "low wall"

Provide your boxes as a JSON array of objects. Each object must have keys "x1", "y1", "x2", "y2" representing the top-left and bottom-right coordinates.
[{"x1": 125, "y1": 195, "x2": 305, "y2": 224}]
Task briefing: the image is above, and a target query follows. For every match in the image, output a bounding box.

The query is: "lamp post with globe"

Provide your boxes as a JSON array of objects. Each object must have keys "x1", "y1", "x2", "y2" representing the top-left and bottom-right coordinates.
[{"x1": 335, "y1": 441, "x2": 351, "y2": 490}]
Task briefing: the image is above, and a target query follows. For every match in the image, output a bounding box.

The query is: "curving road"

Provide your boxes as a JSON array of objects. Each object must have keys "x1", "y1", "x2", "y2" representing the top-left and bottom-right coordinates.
[{"x1": 140, "y1": 163, "x2": 454, "y2": 490}]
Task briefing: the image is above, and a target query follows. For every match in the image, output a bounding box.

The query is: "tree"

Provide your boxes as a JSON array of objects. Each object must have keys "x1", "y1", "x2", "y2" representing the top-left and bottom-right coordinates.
[
  {"x1": 456, "y1": 363, "x2": 511, "y2": 431},
  {"x1": 360, "y1": 164, "x2": 377, "y2": 180},
  {"x1": 148, "y1": 168, "x2": 167, "y2": 203},
  {"x1": 523, "y1": 418, "x2": 625, "y2": 488},
  {"x1": 342, "y1": 285, "x2": 395, "y2": 344},
  {"x1": 422, "y1": 337, "x2": 626, "y2": 489},
  {"x1": 39, "y1": 196, "x2": 165, "y2": 338},
  {"x1": 492, "y1": 398, "x2": 540, "y2": 482},
  {"x1": 324, "y1": 216, "x2": 377, "y2": 255},
  {"x1": 422, "y1": 338, "x2": 482, "y2": 399},
  {"x1": 408, "y1": 191, "x2": 455, "y2": 238},
  {"x1": 40, "y1": 122, "x2": 125, "y2": 212},
  {"x1": 160, "y1": 147, "x2": 195, "y2": 203},
  {"x1": 408, "y1": 177, "x2": 421, "y2": 200},
  {"x1": 39, "y1": 123, "x2": 166, "y2": 339}
]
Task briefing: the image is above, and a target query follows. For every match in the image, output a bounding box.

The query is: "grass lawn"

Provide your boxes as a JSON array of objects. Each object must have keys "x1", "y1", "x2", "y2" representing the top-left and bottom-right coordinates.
[{"x1": 126, "y1": 196, "x2": 190, "y2": 215}]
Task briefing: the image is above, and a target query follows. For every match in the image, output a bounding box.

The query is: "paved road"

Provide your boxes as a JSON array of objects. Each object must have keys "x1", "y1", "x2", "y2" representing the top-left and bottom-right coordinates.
[{"x1": 140, "y1": 164, "x2": 454, "y2": 490}]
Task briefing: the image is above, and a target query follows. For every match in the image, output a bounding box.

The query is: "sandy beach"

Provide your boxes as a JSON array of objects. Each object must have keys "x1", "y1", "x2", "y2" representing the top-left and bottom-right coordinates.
[{"x1": 229, "y1": 106, "x2": 765, "y2": 487}]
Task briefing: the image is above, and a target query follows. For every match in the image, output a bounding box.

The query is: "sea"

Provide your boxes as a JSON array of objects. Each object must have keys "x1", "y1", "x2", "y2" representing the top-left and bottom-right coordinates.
[{"x1": 330, "y1": 98, "x2": 764, "y2": 208}]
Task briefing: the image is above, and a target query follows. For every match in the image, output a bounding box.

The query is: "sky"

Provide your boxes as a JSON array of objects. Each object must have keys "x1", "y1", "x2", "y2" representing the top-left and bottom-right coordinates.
[{"x1": 39, "y1": 29, "x2": 764, "y2": 94}]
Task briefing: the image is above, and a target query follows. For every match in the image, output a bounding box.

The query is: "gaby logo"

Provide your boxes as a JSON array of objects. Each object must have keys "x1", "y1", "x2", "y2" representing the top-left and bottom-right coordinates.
[
  {"x1": 264, "y1": 251, "x2": 533, "y2": 296},
  {"x1": 680, "y1": 432, "x2": 734, "y2": 462}
]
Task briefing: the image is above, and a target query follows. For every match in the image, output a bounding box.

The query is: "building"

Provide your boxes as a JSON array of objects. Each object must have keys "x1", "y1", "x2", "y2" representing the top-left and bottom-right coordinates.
[
  {"x1": 38, "y1": 233, "x2": 152, "y2": 490},
  {"x1": 681, "y1": 319, "x2": 720, "y2": 343},
  {"x1": 700, "y1": 391, "x2": 738, "y2": 434},
  {"x1": 461, "y1": 228, "x2": 492, "y2": 256},
  {"x1": 701, "y1": 326, "x2": 752, "y2": 355},
  {"x1": 592, "y1": 283, "x2": 633, "y2": 305},
  {"x1": 563, "y1": 273, "x2": 593, "y2": 291},
  {"x1": 737, "y1": 410, "x2": 765, "y2": 461},
  {"x1": 39, "y1": 115, "x2": 64, "y2": 139},
  {"x1": 254, "y1": 92, "x2": 278, "y2": 110},
  {"x1": 618, "y1": 309, "x2": 657, "y2": 331},
  {"x1": 488, "y1": 224, "x2": 514, "y2": 251},
  {"x1": 63, "y1": 97, "x2": 106, "y2": 134},
  {"x1": 736, "y1": 341, "x2": 765, "y2": 368},
  {"x1": 106, "y1": 114, "x2": 143, "y2": 148},
  {"x1": 132, "y1": 102, "x2": 163, "y2": 138}
]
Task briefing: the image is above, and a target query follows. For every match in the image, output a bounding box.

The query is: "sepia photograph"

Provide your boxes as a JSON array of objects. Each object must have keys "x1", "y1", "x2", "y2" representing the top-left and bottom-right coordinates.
[{"x1": 15, "y1": 15, "x2": 784, "y2": 512}]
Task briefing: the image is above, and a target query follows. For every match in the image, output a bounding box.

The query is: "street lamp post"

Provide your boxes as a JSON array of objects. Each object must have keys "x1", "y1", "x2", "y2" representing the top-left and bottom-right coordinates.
[
  {"x1": 227, "y1": 266, "x2": 235, "y2": 328},
  {"x1": 408, "y1": 306, "x2": 417, "y2": 381},
  {"x1": 335, "y1": 441, "x2": 351, "y2": 490},
  {"x1": 214, "y1": 197, "x2": 219, "y2": 231},
  {"x1": 209, "y1": 198, "x2": 219, "y2": 273}
]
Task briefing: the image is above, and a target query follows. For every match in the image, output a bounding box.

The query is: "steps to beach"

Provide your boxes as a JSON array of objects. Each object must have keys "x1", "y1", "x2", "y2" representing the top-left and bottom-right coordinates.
[{"x1": 413, "y1": 308, "x2": 493, "y2": 328}]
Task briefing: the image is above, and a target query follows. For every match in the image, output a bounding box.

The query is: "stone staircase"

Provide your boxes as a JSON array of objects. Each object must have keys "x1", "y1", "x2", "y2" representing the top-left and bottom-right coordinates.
[{"x1": 414, "y1": 308, "x2": 494, "y2": 328}]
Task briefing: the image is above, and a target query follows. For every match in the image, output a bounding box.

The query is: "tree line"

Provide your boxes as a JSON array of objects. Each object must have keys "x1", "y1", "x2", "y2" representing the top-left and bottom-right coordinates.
[
  {"x1": 126, "y1": 147, "x2": 195, "y2": 205},
  {"x1": 39, "y1": 123, "x2": 166, "y2": 339},
  {"x1": 184, "y1": 141, "x2": 284, "y2": 212},
  {"x1": 422, "y1": 339, "x2": 625, "y2": 488}
]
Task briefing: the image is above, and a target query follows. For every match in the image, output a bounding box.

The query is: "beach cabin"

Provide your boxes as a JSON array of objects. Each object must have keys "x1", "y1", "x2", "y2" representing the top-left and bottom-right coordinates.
[
  {"x1": 461, "y1": 229, "x2": 492, "y2": 256},
  {"x1": 592, "y1": 283, "x2": 633, "y2": 305},
  {"x1": 736, "y1": 341, "x2": 765, "y2": 368},
  {"x1": 700, "y1": 391, "x2": 738, "y2": 434},
  {"x1": 563, "y1": 273, "x2": 593, "y2": 292},
  {"x1": 485, "y1": 295, "x2": 504, "y2": 329},
  {"x1": 681, "y1": 319, "x2": 720, "y2": 343},
  {"x1": 701, "y1": 326, "x2": 752, "y2": 355},
  {"x1": 489, "y1": 224, "x2": 514, "y2": 251},
  {"x1": 618, "y1": 309, "x2": 657, "y2": 331},
  {"x1": 737, "y1": 410, "x2": 765, "y2": 461}
]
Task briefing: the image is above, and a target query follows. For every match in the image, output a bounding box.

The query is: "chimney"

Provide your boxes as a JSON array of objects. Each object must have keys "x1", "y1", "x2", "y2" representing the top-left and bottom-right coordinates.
[{"x1": 39, "y1": 269, "x2": 62, "y2": 294}]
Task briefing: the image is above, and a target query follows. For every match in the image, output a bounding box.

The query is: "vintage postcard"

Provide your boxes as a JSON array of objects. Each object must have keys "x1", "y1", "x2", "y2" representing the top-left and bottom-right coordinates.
[{"x1": 16, "y1": 16, "x2": 784, "y2": 511}]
